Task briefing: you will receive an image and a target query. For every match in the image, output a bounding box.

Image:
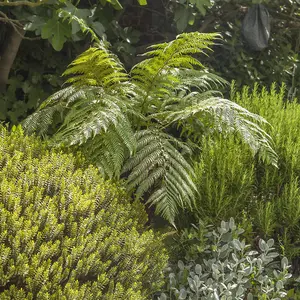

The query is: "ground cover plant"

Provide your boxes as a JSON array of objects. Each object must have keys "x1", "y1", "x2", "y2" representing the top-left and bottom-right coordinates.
[
  {"x1": 157, "y1": 219, "x2": 291, "y2": 300},
  {"x1": 0, "y1": 125, "x2": 167, "y2": 299},
  {"x1": 23, "y1": 32, "x2": 277, "y2": 226},
  {"x1": 1, "y1": 0, "x2": 300, "y2": 297}
]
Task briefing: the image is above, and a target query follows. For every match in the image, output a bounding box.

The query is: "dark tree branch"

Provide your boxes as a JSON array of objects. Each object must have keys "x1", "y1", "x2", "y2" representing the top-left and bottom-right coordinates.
[
  {"x1": 0, "y1": 22, "x2": 24, "y2": 91},
  {"x1": 0, "y1": 11, "x2": 40, "y2": 40},
  {"x1": 0, "y1": 0, "x2": 47, "y2": 6}
]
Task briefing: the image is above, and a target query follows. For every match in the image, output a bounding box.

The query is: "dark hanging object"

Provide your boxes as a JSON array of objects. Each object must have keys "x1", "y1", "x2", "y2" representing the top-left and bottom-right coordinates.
[{"x1": 242, "y1": 4, "x2": 271, "y2": 51}]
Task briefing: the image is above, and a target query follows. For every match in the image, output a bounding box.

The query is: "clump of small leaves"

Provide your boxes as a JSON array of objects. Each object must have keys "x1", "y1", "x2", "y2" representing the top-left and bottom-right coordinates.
[
  {"x1": 0, "y1": 125, "x2": 168, "y2": 299},
  {"x1": 158, "y1": 218, "x2": 291, "y2": 300}
]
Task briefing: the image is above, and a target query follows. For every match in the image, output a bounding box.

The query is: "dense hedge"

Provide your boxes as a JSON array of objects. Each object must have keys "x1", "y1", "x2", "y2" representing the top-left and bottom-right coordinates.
[{"x1": 0, "y1": 126, "x2": 168, "y2": 299}]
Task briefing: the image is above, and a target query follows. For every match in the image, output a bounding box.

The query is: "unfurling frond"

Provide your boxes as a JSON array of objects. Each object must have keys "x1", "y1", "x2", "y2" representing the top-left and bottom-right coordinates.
[
  {"x1": 63, "y1": 44, "x2": 128, "y2": 89},
  {"x1": 123, "y1": 129, "x2": 196, "y2": 224},
  {"x1": 158, "y1": 96, "x2": 277, "y2": 167}
]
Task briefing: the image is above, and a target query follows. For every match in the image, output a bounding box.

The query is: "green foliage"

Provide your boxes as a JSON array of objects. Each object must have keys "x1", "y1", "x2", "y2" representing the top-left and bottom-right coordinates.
[
  {"x1": 0, "y1": 40, "x2": 67, "y2": 123},
  {"x1": 192, "y1": 83, "x2": 300, "y2": 271},
  {"x1": 166, "y1": 0, "x2": 300, "y2": 98},
  {"x1": 2, "y1": 0, "x2": 145, "y2": 49},
  {"x1": 284, "y1": 287, "x2": 300, "y2": 300},
  {"x1": 2, "y1": 0, "x2": 300, "y2": 126},
  {"x1": 234, "y1": 83, "x2": 300, "y2": 261},
  {"x1": 0, "y1": 0, "x2": 148, "y2": 124},
  {"x1": 0, "y1": 125, "x2": 167, "y2": 299},
  {"x1": 24, "y1": 32, "x2": 277, "y2": 225},
  {"x1": 193, "y1": 135, "x2": 255, "y2": 224},
  {"x1": 158, "y1": 219, "x2": 291, "y2": 300}
]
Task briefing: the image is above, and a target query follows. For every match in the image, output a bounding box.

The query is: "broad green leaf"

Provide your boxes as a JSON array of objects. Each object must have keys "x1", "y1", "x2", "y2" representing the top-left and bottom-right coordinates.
[
  {"x1": 64, "y1": 2, "x2": 91, "y2": 19},
  {"x1": 41, "y1": 16, "x2": 71, "y2": 51},
  {"x1": 195, "y1": 0, "x2": 211, "y2": 16},
  {"x1": 24, "y1": 15, "x2": 47, "y2": 35},
  {"x1": 71, "y1": 21, "x2": 81, "y2": 35},
  {"x1": 91, "y1": 22, "x2": 105, "y2": 37},
  {"x1": 174, "y1": 6, "x2": 191, "y2": 32},
  {"x1": 137, "y1": 0, "x2": 147, "y2": 5},
  {"x1": 62, "y1": 1, "x2": 91, "y2": 35}
]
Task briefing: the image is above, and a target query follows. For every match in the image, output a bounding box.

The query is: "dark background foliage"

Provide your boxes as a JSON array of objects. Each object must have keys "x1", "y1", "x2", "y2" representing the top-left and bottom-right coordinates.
[{"x1": 1, "y1": 0, "x2": 300, "y2": 124}]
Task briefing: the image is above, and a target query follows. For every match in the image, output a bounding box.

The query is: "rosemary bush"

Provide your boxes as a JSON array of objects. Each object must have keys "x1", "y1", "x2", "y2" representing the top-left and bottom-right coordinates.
[{"x1": 193, "y1": 83, "x2": 300, "y2": 270}]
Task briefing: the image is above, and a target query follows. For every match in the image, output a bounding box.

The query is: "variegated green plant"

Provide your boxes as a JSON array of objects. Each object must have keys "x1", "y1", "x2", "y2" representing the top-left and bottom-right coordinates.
[{"x1": 158, "y1": 219, "x2": 291, "y2": 300}]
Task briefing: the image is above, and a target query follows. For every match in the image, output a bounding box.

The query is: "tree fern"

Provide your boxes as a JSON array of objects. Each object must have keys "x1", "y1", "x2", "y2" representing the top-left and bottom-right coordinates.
[
  {"x1": 123, "y1": 129, "x2": 196, "y2": 224},
  {"x1": 63, "y1": 44, "x2": 129, "y2": 89},
  {"x1": 155, "y1": 96, "x2": 277, "y2": 166},
  {"x1": 131, "y1": 32, "x2": 219, "y2": 109},
  {"x1": 23, "y1": 32, "x2": 278, "y2": 224}
]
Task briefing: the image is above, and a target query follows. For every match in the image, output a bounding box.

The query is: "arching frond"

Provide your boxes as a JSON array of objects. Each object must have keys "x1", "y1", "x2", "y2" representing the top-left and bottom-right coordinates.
[
  {"x1": 22, "y1": 104, "x2": 63, "y2": 136},
  {"x1": 23, "y1": 86, "x2": 114, "y2": 136},
  {"x1": 123, "y1": 129, "x2": 196, "y2": 224},
  {"x1": 157, "y1": 96, "x2": 278, "y2": 166},
  {"x1": 131, "y1": 32, "x2": 219, "y2": 102},
  {"x1": 171, "y1": 69, "x2": 228, "y2": 93},
  {"x1": 52, "y1": 93, "x2": 134, "y2": 149},
  {"x1": 80, "y1": 127, "x2": 134, "y2": 179},
  {"x1": 63, "y1": 44, "x2": 128, "y2": 89}
]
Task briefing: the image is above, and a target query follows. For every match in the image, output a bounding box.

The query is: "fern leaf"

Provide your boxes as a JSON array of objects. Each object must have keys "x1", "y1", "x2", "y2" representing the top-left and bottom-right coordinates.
[
  {"x1": 131, "y1": 32, "x2": 220, "y2": 108},
  {"x1": 82, "y1": 128, "x2": 134, "y2": 178},
  {"x1": 172, "y1": 69, "x2": 228, "y2": 93},
  {"x1": 63, "y1": 44, "x2": 128, "y2": 89},
  {"x1": 158, "y1": 96, "x2": 278, "y2": 166},
  {"x1": 22, "y1": 104, "x2": 63, "y2": 136},
  {"x1": 123, "y1": 129, "x2": 196, "y2": 224},
  {"x1": 52, "y1": 95, "x2": 133, "y2": 147}
]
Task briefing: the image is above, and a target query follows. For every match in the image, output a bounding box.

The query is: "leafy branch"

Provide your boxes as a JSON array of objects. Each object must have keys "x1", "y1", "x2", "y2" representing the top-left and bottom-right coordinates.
[{"x1": 0, "y1": 11, "x2": 40, "y2": 40}]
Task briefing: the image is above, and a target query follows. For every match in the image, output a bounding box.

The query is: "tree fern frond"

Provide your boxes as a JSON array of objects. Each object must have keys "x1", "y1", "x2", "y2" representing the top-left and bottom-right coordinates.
[
  {"x1": 172, "y1": 69, "x2": 228, "y2": 93},
  {"x1": 146, "y1": 186, "x2": 178, "y2": 225},
  {"x1": 52, "y1": 95, "x2": 133, "y2": 148},
  {"x1": 22, "y1": 86, "x2": 107, "y2": 135},
  {"x1": 81, "y1": 127, "x2": 134, "y2": 179},
  {"x1": 63, "y1": 44, "x2": 128, "y2": 89},
  {"x1": 131, "y1": 32, "x2": 220, "y2": 106},
  {"x1": 22, "y1": 104, "x2": 63, "y2": 136},
  {"x1": 160, "y1": 96, "x2": 278, "y2": 166},
  {"x1": 123, "y1": 129, "x2": 196, "y2": 224}
]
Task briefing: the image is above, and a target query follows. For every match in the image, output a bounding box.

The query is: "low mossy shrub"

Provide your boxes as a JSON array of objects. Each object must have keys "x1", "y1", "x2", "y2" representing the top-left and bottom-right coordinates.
[
  {"x1": 158, "y1": 219, "x2": 291, "y2": 300},
  {"x1": 0, "y1": 126, "x2": 168, "y2": 299}
]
